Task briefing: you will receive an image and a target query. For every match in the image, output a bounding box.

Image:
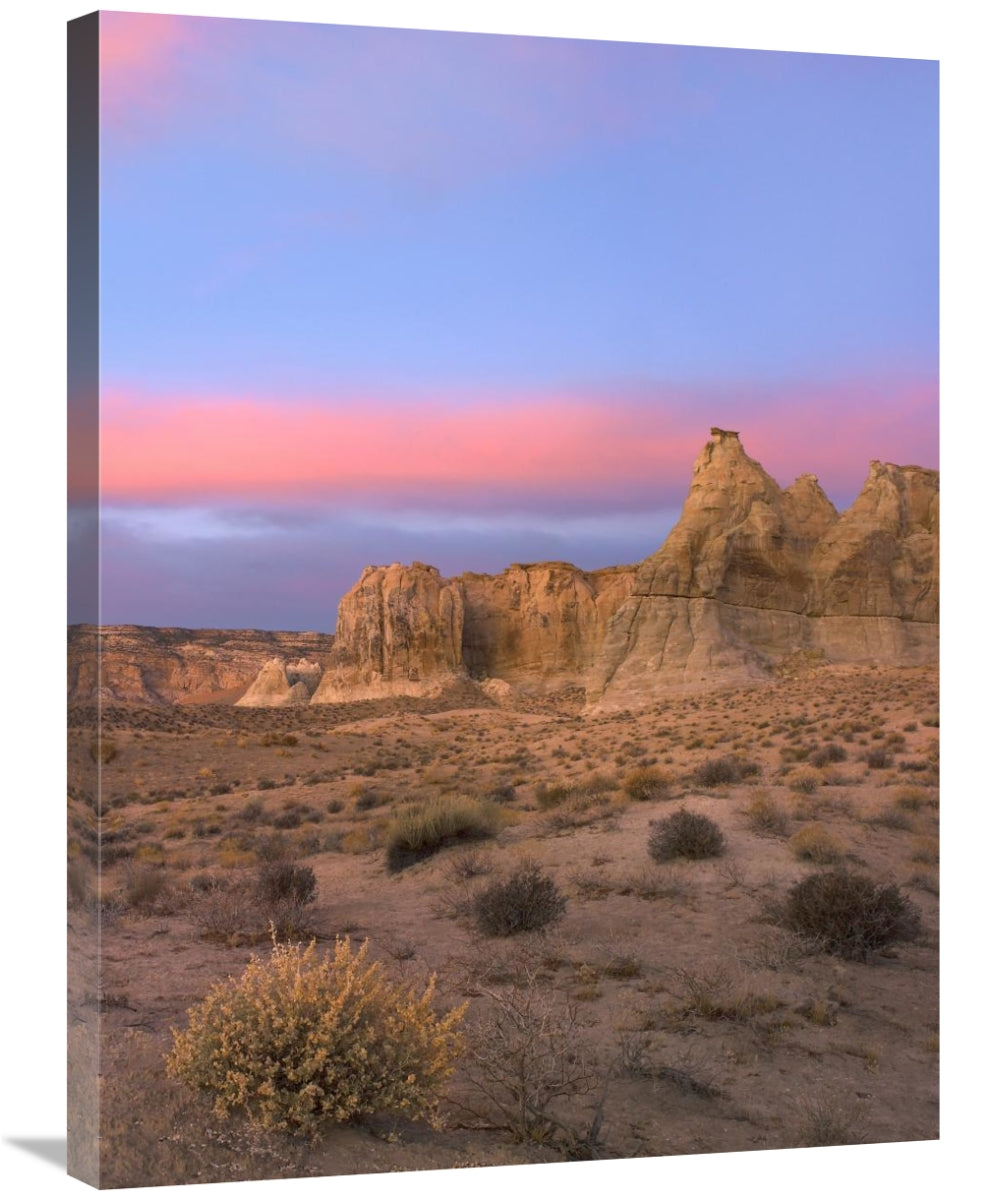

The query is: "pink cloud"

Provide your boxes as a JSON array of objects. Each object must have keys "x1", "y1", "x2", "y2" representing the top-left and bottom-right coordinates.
[
  {"x1": 99, "y1": 380, "x2": 937, "y2": 512},
  {"x1": 99, "y1": 12, "x2": 203, "y2": 135}
]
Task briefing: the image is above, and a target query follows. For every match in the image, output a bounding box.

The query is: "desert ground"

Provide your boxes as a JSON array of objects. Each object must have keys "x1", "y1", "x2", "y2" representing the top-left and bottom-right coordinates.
[{"x1": 67, "y1": 662, "x2": 938, "y2": 1188}]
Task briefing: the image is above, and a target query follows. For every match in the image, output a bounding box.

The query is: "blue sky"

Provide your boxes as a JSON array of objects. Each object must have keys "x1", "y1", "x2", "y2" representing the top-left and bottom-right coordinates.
[{"x1": 81, "y1": 12, "x2": 938, "y2": 630}]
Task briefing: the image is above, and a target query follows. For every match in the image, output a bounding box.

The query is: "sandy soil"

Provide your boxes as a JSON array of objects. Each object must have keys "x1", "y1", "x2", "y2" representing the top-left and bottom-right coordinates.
[{"x1": 67, "y1": 662, "x2": 938, "y2": 1188}]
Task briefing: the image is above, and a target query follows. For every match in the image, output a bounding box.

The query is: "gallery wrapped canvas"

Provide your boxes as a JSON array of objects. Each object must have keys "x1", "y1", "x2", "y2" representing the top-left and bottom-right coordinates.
[{"x1": 66, "y1": 7, "x2": 938, "y2": 1191}]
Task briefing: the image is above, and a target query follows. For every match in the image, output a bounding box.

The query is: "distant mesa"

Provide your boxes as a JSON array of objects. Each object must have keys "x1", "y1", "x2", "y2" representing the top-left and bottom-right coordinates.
[
  {"x1": 69, "y1": 430, "x2": 938, "y2": 709},
  {"x1": 67, "y1": 627, "x2": 334, "y2": 706}
]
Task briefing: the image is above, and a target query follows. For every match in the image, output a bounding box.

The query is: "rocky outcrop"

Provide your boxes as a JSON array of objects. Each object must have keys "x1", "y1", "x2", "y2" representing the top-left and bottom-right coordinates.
[
  {"x1": 306, "y1": 559, "x2": 636, "y2": 703},
  {"x1": 459, "y1": 563, "x2": 635, "y2": 685},
  {"x1": 309, "y1": 563, "x2": 466, "y2": 702},
  {"x1": 586, "y1": 429, "x2": 938, "y2": 707},
  {"x1": 234, "y1": 656, "x2": 323, "y2": 707},
  {"x1": 83, "y1": 430, "x2": 938, "y2": 710},
  {"x1": 67, "y1": 626, "x2": 334, "y2": 705}
]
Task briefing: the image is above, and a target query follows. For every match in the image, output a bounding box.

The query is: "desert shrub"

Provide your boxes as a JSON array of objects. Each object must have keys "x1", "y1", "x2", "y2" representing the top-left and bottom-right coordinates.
[
  {"x1": 254, "y1": 861, "x2": 317, "y2": 907},
  {"x1": 694, "y1": 756, "x2": 759, "y2": 788},
  {"x1": 123, "y1": 864, "x2": 169, "y2": 911},
  {"x1": 67, "y1": 859, "x2": 92, "y2": 909},
  {"x1": 787, "y1": 768, "x2": 820, "y2": 795},
  {"x1": 486, "y1": 782, "x2": 517, "y2": 804},
  {"x1": 89, "y1": 737, "x2": 118, "y2": 765},
  {"x1": 779, "y1": 869, "x2": 921, "y2": 959},
  {"x1": 672, "y1": 965, "x2": 781, "y2": 1023},
  {"x1": 864, "y1": 747, "x2": 893, "y2": 770},
  {"x1": 458, "y1": 976, "x2": 600, "y2": 1147},
  {"x1": 167, "y1": 937, "x2": 466, "y2": 1137},
  {"x1": 787, "y1": 823, "x2": 845, "y2": 864},
  {"x1": 893, "y1": 785, "x2": 930, "y2": 811},
  {"x1": 910, "y1": 836, "x2": 939, "y2": 865},
  {"x1": 350, "y1": 783, "x2": 389, "y2": 810},
  {"x1": 808, "y1": 743, "x2": 848, "y2": 768},
  {"x1": 648, "y1": 809, "x2": 726, "y2": 862},
  {"x1": 622, "y1": 766, "x2": 675, "y2": 802},
  {"x1": 273, "y1": 810, "x2": 303, "y2": 829},
  {"x1": 797, "y1": 1093, "x2": 863, "y2": 1147},
  {"x1": 534, "y1": 782, "x2": 571, "y2": 810},
  {"x1": 189, "y1": 871, "x2": 227, "y2": 894},
  {"x1": 473, "y1": 863, "x2": 567, "y2": 937},
  {"x1": 385, "y1": 796, "x2": 502, "y2": 872},
  {"x1": 744, "y1": 792, "x2": 789, "y2": 836},
  {"x1": 259, "y1": 732, "x2": 298, "y2": 747}
]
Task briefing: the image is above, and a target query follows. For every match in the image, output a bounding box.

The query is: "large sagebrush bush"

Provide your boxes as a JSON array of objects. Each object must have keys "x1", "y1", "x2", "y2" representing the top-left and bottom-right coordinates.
[
  {"x1": 648, "y1": 808, "x2": 726, "y2": 861},
  {"x1": 473, "y1": 863, "x2": 566, "y2": 937},
  {"x1": 166, "y1": 937, "x2": 466, "y2": 1136},
  {"x1": 780, "y1": 870, "x2": 921, "y2": 960}
]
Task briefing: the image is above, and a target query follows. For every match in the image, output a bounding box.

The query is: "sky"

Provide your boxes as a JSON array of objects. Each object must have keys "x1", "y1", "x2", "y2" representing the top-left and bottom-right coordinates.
[{"x1": 75, "y1": 10, "x2": 939, "y2": 631}]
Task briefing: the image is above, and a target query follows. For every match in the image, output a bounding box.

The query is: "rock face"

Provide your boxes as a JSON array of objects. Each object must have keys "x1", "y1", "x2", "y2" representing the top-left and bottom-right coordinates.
[
  {"x1": 309, "y1": 429, "x2": 937, "y2": 709},
  {"x1": 459, "y1": 564, "x2": 636, "y2": 686},
  {"x1": 586, "y1": 429, "x2": 938, "y2": 707},
  {"x1": 309, "y1": 563, "x2": 466, "y2": 703},
  {"x1": 306, "y1": 560, "x2": 636, "y2": 703},
  {"x1": 67, "y1": 626, "x2": 335, "y2": 705}
]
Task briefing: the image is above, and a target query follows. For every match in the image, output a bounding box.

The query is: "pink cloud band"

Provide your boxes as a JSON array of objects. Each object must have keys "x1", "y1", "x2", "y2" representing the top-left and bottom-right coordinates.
[{"x1": 98, "y1": 381, "x2": 937, "y2": 511}]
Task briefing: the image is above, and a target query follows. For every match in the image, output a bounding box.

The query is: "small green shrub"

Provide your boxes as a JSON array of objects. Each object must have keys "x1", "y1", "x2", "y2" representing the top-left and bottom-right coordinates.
[
  {"x1": 166, "y1": 937, "x2": 466, "y2": 1136},
  {"x1": 385, "y1": 796, "x2": 502, "y2": 872},
  {"x1": 694, "y1": 756, "x2": 759, "y2": 788},
  {"x1": 648, "y1": 809, "x2": 726, "y2": 862},
  {"x1": 622, "y1": 766, "x2": 675, "y2": 801},
  {"x1": 473, "y1": 863, "x2": 566, "y2": 937},
  {"x1": 780, "y1": 869, "x2": 921, "y2": 960}
]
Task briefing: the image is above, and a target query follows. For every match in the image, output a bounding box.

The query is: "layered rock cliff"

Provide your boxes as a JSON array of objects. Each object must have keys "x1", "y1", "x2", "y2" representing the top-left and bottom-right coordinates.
[
  {"x1": 586, "y1": 429, "x2": 938, "y2": 706},
  {"x1": 308, "y1": 559, "x2": 635, "y2": 702},
  {"x1": 307, "y1": 428, "x2": 937, "y2": 709},
  {"x1": 67, "y1": 626, "x2": 335, "y2": 705}
]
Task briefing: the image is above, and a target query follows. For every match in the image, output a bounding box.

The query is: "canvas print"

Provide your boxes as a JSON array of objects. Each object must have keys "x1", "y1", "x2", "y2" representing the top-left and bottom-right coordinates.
[{"x1": 67, "y1": 10, "x2": 939, "y2": 1189}]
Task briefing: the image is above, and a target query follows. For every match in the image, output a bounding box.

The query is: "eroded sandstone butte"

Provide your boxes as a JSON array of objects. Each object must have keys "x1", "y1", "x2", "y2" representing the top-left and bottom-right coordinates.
[
  {"x1": 309, "y1": 560, "x2": 635, "y2": 702},
  {"x1": 307, "y1": 428, "x2": 937, "y2": 709},
  {"x1": 585, "y1": 428, "x2": 938, "y2": 707},
  {"x1": 67, "y1": 626, "x2": 335, "y2": 705}
]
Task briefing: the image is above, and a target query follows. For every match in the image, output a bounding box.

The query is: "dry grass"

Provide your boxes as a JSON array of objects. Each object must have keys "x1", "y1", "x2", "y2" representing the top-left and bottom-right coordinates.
[{"x1": 76, "y1": 662, "x2": 938, "y2": 1183}]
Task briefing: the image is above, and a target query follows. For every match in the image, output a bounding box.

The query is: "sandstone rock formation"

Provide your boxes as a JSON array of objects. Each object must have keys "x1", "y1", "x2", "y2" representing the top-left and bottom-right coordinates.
[
  {"x1": 586, "y1": 429, "x2": 938, "y2": 707},
  {"x1": 67, "y1": 626, "x2": 334, "y2": 705},
  {"x1": 81, "y1": 430, "x2": 937, "y2": 710},
  {"x1": 310, "y1": 563, "x2": 466, "y2": 703},
  {"x1": 234, "y1": 656, "x2": 324, "y2": 707},
  {"x1": 308, "y1": 428, "x2": 937, "y2": 710},
  {"x1": 306, "y1": 559, "x2": 636, "y2": 703}
]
